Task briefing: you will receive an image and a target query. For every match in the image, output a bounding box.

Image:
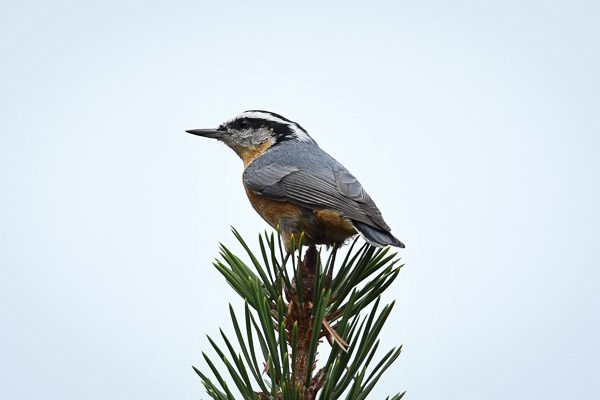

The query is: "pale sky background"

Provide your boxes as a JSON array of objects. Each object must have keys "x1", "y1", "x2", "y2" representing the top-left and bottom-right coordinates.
[{"x1": 1, "y1": 1, "x2": 599, "y2": 399}]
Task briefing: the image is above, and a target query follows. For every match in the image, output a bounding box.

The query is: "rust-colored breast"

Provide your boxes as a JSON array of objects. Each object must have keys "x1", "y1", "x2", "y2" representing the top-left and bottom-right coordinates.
[
  {"x1": 233, "y1": 141, "x2": 272, "y2": 168},
  {"x1": 244, "y1": 187, "x2": 302, "y2": 229}
]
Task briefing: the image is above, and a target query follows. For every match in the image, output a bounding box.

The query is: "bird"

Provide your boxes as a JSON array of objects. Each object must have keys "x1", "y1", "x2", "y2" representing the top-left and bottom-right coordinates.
[{"x1": 187, "y1": 110, "x2": 404, "y2": 251}]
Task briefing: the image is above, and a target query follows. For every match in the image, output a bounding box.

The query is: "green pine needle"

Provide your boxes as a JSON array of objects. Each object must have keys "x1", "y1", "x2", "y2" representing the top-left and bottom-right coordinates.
[{"x1": 195, "y1": 228, "x2": 405, "y2": 400}]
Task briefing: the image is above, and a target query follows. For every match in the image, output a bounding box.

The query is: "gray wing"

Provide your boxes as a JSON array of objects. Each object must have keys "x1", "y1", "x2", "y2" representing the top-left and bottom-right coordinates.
[{"x1": 242, "y1": 150, "x2": 390, "y2": 231}]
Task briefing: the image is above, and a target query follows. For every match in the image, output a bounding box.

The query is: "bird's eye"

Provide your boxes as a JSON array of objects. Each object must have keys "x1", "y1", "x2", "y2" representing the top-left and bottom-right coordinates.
[{"x1": 238, "y1": 119, "x2": 250, "y2": 129}]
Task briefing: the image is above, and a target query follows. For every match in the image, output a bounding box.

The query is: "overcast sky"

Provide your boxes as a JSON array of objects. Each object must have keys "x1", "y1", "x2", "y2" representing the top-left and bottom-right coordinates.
[{"x1": 1, "y1": 1, "x2": 599, "y2": 399}]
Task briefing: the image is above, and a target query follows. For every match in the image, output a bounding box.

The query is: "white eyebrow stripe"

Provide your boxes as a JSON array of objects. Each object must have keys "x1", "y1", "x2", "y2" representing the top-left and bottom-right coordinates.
[
  {"x1": 235, "y1": 111, "x2": 291, "y2": 126},
  {"x1": 290, "y1": 128, "x2": 316, "y2": 143}
]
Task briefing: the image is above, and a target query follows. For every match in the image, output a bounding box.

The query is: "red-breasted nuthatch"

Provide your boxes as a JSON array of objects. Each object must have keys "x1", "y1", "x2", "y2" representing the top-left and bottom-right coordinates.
[{"x1": 187, "y1": 110, "x2": 404, "y2": 250}]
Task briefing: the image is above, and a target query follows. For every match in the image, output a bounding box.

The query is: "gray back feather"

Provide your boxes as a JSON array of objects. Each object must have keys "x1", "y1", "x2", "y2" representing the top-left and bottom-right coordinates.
[{"x1": 242, "y1": 141, "x2": 391, "y2": 231}]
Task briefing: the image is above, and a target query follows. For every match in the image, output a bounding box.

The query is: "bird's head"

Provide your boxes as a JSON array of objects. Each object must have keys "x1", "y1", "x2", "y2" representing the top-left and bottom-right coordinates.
[{"x1": 187, "y1": 110, "x2": 316, "y2": 165}]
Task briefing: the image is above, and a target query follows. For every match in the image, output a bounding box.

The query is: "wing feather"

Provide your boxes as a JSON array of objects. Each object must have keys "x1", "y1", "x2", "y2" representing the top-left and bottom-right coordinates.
[{"x1": 243, "y1": 150, "x2": 390, "y2": 231}]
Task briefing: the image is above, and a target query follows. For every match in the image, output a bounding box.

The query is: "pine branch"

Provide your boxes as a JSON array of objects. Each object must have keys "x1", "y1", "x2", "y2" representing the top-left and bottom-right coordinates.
[{"x1": 196, "y1": 228, "x2": 404, "y2": 399}]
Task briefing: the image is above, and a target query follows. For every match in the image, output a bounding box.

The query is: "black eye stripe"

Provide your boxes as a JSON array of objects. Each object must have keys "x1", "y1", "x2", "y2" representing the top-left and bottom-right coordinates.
[{"x1": 228, "y1": 117, "x2": 296, "y2": 137}]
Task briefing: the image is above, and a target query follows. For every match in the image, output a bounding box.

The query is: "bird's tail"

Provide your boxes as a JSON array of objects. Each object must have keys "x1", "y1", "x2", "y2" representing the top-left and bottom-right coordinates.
[{"x1": 352, "y1": 221, "x2": 405, "y2": 248}]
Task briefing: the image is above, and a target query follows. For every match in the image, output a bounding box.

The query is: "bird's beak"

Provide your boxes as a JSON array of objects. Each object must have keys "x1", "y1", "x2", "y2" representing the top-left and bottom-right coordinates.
[{"x1": 186, "y1": 129, "x2": 226, "y2": 139}]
